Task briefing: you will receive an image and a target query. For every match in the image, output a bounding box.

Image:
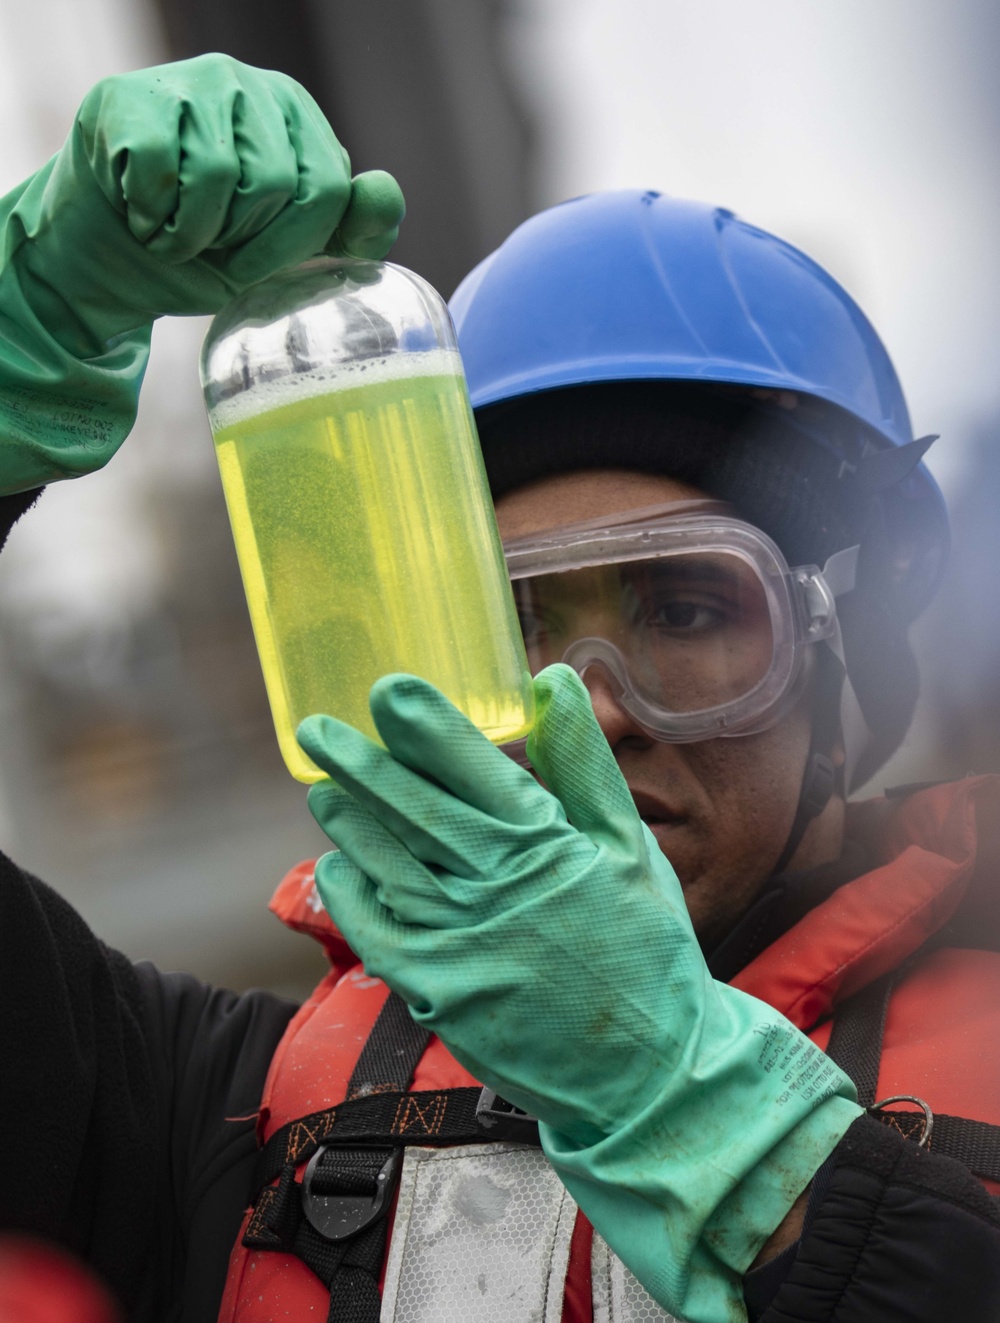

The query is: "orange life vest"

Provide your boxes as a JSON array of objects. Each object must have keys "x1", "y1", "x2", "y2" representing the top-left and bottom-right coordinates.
[{"x1": 218, "y1": 776, "x2": 1000, "y2": 1322}]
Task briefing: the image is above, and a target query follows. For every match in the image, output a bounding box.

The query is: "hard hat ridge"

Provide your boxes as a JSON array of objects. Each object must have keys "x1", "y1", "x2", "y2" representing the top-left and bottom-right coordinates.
[{"x1": 452, "y1": 190, "x2": 915, "y2": 447}]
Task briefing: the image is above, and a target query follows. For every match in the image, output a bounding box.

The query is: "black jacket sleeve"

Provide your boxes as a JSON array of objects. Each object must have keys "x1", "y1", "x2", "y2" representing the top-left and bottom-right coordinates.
[
  {"x1": 134, "y1": 962, "x2": 299, "y2": 1323},
  {"x1": 0, "y1": 492, "x2": 300, "y2": 1321},
  {"x1": 0, "y1": 854, "x2": 157, "y2": 1307},
  {"x1": 745, "y1": 1114, "x2": 1000, "y2": 1322},
  {"x1": 0, "y1": 853, "x2": 297, "y2": 1322}
]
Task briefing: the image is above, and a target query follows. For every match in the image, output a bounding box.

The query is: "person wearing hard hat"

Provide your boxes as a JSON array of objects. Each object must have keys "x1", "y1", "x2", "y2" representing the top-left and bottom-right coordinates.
[{"x1": 1, "y1": 56, "x2": 999, "y2": 1323}]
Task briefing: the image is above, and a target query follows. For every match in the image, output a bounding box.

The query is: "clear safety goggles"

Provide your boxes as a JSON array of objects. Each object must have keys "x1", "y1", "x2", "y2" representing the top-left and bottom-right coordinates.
[{"x1": 504, "y1": 500, "x2": 840, "y2": 742}]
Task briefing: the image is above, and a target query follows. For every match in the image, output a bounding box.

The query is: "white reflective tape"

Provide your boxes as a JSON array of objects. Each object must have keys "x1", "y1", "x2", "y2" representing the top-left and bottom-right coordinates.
[
  {"x1": 592, "y1": 1232, "x2": 612, "y2": 1323},
  {"x1": 380, "y1": 1144, "x2": 576, "y2": 1323},
  {"x1": 592, "y1": 1233, "x2": 684, "y2": 1323}
]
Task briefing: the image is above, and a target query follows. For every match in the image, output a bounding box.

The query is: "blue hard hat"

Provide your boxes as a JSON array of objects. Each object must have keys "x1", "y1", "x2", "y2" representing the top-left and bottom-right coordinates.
[
  {"x1": 450, "y1": 190, "x2": 948, "y2": 618},
  {"x1": 453, "y1": 191, "x2": 912, "y2": 437}
]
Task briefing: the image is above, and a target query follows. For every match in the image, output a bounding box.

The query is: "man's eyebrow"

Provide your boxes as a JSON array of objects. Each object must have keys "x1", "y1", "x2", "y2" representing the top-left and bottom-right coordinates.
[{"x1": 633, "y1": 555, "x2": 757, "y2": 586}]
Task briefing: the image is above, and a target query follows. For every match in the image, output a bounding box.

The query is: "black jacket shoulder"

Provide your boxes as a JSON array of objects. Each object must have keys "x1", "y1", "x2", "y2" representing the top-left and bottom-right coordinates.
[{"x1": 0, "y1": 852, "x2": 297, "y2": 1320}]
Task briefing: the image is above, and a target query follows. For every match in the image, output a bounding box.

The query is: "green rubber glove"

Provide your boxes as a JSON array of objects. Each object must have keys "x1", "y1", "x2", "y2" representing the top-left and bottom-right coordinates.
[
  {"x1": 0, "y1": 53, "x2": 405, "y2": 494},
  {"x1": 298, "y1": 666, "x2": 862, "y2": 1323}
]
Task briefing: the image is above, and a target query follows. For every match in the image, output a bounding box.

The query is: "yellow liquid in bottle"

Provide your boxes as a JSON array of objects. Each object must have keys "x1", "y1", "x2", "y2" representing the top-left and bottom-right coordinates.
[{"x1": 210, "y1": 353, "x2": 534, "y2": 781}]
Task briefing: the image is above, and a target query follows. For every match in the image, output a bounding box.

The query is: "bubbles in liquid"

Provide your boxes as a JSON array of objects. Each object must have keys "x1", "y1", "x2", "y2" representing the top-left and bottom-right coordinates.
[
  {"x1": 212, "y1": 360, "x2": 533, "y2": 782},
  {"x1": 208, "y1": 349, "x2": 464, "y2": 430}
]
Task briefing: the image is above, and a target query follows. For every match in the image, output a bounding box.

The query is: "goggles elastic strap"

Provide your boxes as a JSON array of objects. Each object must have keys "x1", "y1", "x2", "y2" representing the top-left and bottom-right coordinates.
[
  {"x1": 817, "y1": 544, "x2": 875, "y2": 791},
  {"x1": 770, "y1": 542, "x2": 861, "y2": 875}
]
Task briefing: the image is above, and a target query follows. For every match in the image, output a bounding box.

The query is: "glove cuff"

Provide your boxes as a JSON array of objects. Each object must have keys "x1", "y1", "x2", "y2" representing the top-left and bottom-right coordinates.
[
  {"x1": 541, "y1": 1080, "x2": 861, "y2": 1323},
  {"x1": 0, "y1": 176, "x2": 150, "y2": 493}
]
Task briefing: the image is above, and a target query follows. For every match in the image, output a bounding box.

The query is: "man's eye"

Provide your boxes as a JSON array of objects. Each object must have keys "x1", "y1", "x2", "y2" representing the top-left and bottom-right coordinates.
[
  {"x1": 647, "y1": 598, "x2": 727, "y2": 632},
  {"x1": 517, "y1": 609, "x2": 549, "y2": 645}
]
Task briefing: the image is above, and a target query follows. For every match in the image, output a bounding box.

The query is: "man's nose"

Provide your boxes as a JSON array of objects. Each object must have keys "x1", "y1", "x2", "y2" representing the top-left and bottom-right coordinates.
[{"x1": 579, "y1": 665, "x2": 654, "y2": 751}]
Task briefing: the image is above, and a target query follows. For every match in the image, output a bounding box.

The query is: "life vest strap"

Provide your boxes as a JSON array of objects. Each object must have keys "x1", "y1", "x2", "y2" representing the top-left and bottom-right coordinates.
[
  {"x1": 245, "y1": 1158, "x2": 388, "y2": 1323},
  {"x1": 871, "y1": 1110, "x2": 1000, "y2": 1183},
  {"x1": 250, "y1": 1083, "x2": 537, "y2": 1198},
  {"x1": 826, "y1": 969, "x2": 895, "y2": 1106},
  {"x1": 828, "y1": 967, "x2": 1000, "y2": 1183},
  {"x1": 244, "y1": 992, "x2": 540, "y2": 1322},
  {"x1": 345, "y1": 987, "x2": 432, "y2": 1100}
]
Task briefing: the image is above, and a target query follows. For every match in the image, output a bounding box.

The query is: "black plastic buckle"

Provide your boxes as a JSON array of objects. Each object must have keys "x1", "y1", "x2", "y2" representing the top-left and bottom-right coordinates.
[
  {"x1": 300, "y1": 1147, "x2": 402, "y2": 1242},
  {"x1": 475, "y1": 1088, "x2": 540, "y2": 1144}
]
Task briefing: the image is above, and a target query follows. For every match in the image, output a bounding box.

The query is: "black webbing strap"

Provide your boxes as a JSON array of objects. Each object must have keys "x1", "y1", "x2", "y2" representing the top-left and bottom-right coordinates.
[
  {"x1": 868, "y1": 1110, "x2": 1000, "y2": 1183},
  {"x1": 770, "y1": 647, "x2": 844, "y2": 877},
  {"x1": 346, "y1": 988, "x2": 432, "y2": 1100},
  {"x1": 825, "y1": 970, "x2": 1000, "y2": 1182},
  {"x1": 825, "y1": 970, "x2": 895, "y2": 1107},
  {"x1": 245, "y1": 1155, "x2": 390, "y2": 1323},
  {"x1": 243, "y1": 992, "x2": 538, "y2": 1322},
  {"x1": 249, "y1": 1084, "x2": 494, "y2": 1198},
  {"x1": 244, "y1": 992, "x2": 429, "y2": 1323}
]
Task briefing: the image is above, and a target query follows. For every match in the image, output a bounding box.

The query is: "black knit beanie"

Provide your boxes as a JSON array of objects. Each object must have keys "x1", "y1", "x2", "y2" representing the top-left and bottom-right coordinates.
[{"x1": 479, "y1": 381, "x2": 873, "y2": 567}]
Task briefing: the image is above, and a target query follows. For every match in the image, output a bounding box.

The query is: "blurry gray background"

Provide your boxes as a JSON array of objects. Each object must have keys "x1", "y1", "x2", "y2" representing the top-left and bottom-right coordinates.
[{"x1": 0, "y1": 0, "x2": 997, "y2": 997}]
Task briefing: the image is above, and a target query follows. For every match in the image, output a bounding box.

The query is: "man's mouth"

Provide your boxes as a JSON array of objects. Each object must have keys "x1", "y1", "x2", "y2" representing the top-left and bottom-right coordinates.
[{"x1": 629, "y1": 789, "x2": 688, "y2": 831}]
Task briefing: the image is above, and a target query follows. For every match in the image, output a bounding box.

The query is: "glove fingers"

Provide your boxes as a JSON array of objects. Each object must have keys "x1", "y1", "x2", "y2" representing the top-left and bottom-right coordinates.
[
  {"x1": 298, "y1": 712, "x2": 516, "y2": 877},
  {"x1": 77, "y1": 55, "x2": 346, "y2": 274},
  {"x1": 97, "y1": 105, "x2": 182, "y2": 245},
  {"x1": 206, "y1": 84, "x2": 301, "y2": 251},
  {"x1": 527, "y1": 665, "x2": 640, "y2": 849},
  {"x1": 216, "y1": 87, "x2": 352, "y2": 287},
  {"x1": 308, "y1": 781, "x2": 472, "y2": 927},
  {"x1": 72, "y1": 69, "x2": 182, "y2": 241},
  {"x1": 369, "y1": 674, "x2": 559, "y2": 828},
  {"x1": 313, "y1": 849, "x2": 438, "y2": 1015},
  {"x1": 143, "y1": 96, "x2": 243, "y2": 263},
  {"x1": 312, "y1": 848, "x2": 403, "y2": 972},
  {"x1": 328, "y1": 170, "x2": 405, "y2": 261}
]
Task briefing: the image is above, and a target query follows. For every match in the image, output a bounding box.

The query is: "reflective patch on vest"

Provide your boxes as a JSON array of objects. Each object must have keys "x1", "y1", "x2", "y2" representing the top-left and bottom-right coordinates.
[
  {"x1": 380, "y1": 1143, "x2": 576, "y2": 1322},
  {"x1": 592, "y1": 1231, "x2": 682, "y2": 1323}
]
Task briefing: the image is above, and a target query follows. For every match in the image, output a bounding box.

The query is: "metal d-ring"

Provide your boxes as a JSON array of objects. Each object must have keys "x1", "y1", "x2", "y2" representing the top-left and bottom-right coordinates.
[{"x1": 868, "y1": 1095, "x2": 935, "y2": 1147}]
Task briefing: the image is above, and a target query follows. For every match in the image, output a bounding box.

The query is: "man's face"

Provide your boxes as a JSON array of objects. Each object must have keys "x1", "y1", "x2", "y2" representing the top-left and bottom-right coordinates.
[{"x1": 495, "y1": 468, "x2": 844, "y2": 948}]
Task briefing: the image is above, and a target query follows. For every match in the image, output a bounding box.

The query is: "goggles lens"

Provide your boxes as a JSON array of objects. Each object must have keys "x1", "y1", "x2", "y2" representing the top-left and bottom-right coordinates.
[
  {"x1": 513, "y1": 552, "x2": 775, "y2": 715},
  {"x1": 504, "y1": 502, "x2": 838, "y2": 742}
]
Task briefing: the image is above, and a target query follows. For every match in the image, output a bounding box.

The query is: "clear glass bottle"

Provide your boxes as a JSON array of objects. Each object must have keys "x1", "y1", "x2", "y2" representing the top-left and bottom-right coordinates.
[{"x1": 201, "y1": 257, "x2": 534, "y2": 782}]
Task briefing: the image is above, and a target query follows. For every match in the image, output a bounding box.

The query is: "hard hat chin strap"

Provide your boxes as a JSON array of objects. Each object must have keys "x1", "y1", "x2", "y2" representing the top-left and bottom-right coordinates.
[
  {"x1": 771, "y1": 546, "x2": 873, "y2": 876},
  {"x1": 821, "y1": 545, "x2": 876, "y2": 792},
  {"x1": 770, "y1": 646, "x2": 843, "y2": 876}
]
